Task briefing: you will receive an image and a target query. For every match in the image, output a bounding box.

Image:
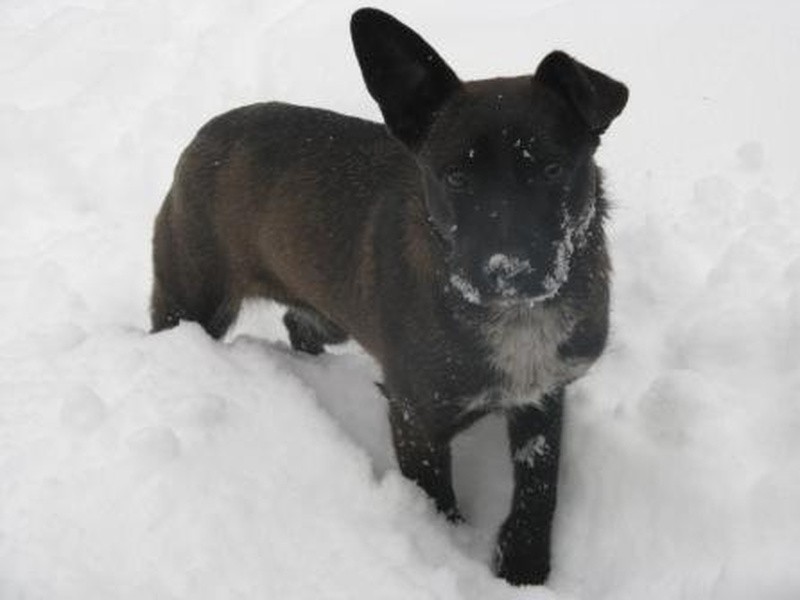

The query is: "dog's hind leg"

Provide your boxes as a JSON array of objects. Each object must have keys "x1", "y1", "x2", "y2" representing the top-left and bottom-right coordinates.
[
  {"x1": 150, "y1": 277, "x2": 184, "y2": 333},
  {"x1": 150, "y1": 196, "x2": 243, "y2": 339},
  {"x1": 283, "y1": 308, "x2": 348, "y2": 355},
  {"x1": 151, "y1": 274, "x2": 242, "y2": 340}
]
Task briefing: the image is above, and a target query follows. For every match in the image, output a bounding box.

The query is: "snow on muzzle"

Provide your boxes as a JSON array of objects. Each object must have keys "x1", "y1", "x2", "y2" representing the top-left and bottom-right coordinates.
[
  {"x1": 448, "y1": 246, "x2": 569, "y2": 305},
  {"x1": 447, "y1": 198, "x2": 596, "y2": 305}
]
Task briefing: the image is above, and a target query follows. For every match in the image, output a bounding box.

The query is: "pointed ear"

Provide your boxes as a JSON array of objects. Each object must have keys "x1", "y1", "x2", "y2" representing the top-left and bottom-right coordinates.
[
  {"x1": 535, "y1": 51, "x2": 628, "y2": 134},
  {"x1": 351, "y1": 8, "x2": 461, "y2": 148}
]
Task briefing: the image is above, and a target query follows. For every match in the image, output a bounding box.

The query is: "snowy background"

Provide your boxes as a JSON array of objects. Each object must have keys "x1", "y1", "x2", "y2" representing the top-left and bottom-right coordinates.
[{"x1": 2, "y1": 0, "x2": 800, "y2": 598}]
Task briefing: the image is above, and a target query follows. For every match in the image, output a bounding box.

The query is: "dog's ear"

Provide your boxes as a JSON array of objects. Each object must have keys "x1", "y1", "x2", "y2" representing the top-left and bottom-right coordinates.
[
  {"x1": 535, "y1": 51, "x2": 628, "y2": 134},
  {"x1": 351, "y1": 8, "x2": 461, "y2": 148}
]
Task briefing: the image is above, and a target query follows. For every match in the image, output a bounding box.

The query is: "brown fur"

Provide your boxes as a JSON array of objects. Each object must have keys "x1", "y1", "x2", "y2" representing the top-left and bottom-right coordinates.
[{"x1": 151, "y1": 9, "x2": 627, "y2": 586}]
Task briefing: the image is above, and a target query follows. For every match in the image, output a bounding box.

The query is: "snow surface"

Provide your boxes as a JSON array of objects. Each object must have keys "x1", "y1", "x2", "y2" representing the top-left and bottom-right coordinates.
[{"x1": 2, "y1": 0, "x2": 800, "y2": 598}]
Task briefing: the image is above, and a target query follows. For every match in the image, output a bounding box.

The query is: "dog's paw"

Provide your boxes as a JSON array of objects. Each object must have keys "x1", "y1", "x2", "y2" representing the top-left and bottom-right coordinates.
[
  {"x1": 443, "y1": 505, "x2": 465, "y2": 525},
  {"x1": 492, "y1": 515, "x2": 550, "y2": 586}
]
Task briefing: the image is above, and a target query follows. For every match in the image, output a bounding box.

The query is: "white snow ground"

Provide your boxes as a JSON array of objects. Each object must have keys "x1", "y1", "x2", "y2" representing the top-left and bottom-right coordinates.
[{"x1": 2, "y1": 0, "x2": 799, "y2": 598}]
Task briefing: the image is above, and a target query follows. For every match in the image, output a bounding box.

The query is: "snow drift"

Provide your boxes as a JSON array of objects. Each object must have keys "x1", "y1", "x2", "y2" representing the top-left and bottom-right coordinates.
[{"x1": 1, "y1": 0, "x2": 799, "y2": 598}]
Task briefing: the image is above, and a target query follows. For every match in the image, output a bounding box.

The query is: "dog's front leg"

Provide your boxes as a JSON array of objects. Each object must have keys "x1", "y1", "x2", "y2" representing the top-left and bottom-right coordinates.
[
  {"x1": 388, "y1": 396, "x2": 460, "y2": 521},
  {"x1": 493, "y1": 389, "x2": 564, "y2": 585}
]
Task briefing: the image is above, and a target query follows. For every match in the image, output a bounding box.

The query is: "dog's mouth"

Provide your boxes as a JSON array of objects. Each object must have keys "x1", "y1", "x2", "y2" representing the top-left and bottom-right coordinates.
[{"x1": 448, "y1": 243, "x2": 572, "y2": 307}]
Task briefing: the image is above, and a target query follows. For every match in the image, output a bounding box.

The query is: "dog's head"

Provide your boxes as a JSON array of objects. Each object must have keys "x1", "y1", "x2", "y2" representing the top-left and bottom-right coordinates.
[{"x1": 351, "y1": 8, "x2": 628, "y2": 305}]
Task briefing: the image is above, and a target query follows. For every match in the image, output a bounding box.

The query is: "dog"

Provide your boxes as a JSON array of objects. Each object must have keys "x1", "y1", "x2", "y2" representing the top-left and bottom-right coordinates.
[{"x1": 151, "y1": 7, "x2": 628, "y2": 585}]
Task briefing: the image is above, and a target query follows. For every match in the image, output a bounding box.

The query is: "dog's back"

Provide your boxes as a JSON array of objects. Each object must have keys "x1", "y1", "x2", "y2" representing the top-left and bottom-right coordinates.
[{"x1": 152, "y1": 101, "x2": 421, "y2": 351}]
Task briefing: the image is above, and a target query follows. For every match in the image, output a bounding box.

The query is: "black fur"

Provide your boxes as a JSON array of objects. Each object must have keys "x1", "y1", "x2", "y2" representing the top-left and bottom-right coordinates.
[{"x1": 151, "y1": 7, "x2": 628, "y2": 586}]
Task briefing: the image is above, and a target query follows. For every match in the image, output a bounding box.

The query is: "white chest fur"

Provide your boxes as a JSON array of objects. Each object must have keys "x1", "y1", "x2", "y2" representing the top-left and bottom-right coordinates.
[{"x1": 480, "y1": 303, "x2": 592, "y2": 408}]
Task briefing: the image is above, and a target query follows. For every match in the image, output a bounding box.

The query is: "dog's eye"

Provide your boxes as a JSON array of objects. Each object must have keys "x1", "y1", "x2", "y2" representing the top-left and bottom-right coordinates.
[
  {"x1": 543, "y1": 162, "x2": 563, "y2": 180},
  {"x1": 444, "y1": 169, "x2": 468, "y2": 190}
]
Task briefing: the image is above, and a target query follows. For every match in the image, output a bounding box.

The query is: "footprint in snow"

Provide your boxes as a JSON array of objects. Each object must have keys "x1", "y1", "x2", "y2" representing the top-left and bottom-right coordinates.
[
  {"x1": 60, "y1": 385, "x2": 107, "y2": 433},
  {"x1": 127, "y1": 426, "x2": 182, "y2": 463},
  {"x1": 157, "y1": 394, "x2": 229, "y2": 427},
  {"x1": 636, "y1": 370, "x2": 722, "y2": 447}
]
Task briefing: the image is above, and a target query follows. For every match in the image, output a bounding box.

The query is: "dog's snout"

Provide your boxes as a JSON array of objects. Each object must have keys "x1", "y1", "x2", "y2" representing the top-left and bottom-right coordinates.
[
  {"x1": 481, "y1": 253, "x2": 535, "y2": 298},
  {"x1": 484, "y1": 253, "x2": 533, "y2": 279}
]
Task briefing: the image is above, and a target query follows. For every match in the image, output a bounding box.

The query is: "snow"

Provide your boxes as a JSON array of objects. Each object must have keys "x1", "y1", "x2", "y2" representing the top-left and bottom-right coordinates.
[
  {"x1": 450, "y1": 274, "x2": 483, "y2": 305},
  {"x1": 486, "y1": 254, "x2": 533, "y2": 279},
  {"x1": 485, "y1": 254, "x2": 534, "y2": 298},
  {"x1": 513, "y1": 435, "x2": 549, "y2": 469},
  {"x1": 2, "y1": 0, "x2": 800, "y2": 599}
]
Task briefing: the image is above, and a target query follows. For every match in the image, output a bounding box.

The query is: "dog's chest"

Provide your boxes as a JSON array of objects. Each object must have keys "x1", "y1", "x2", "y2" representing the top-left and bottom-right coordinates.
[{"x1": 471, "y1": 304, "x2": 591, "y2": 409}]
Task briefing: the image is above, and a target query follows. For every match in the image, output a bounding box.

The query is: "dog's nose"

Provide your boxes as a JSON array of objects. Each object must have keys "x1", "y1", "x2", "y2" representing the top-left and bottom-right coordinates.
[
  {"x1": 482, "y1": 253, "x2": 535, "y2": 298},
  {"x1": 485, "y1": 253, "x2": 533, "y2": 278}
]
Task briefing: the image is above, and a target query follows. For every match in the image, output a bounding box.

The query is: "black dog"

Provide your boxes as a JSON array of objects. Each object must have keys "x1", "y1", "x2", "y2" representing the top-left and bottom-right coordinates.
[{"x1": 151, "y1": 8, "x2": 627, "y2": 585}]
